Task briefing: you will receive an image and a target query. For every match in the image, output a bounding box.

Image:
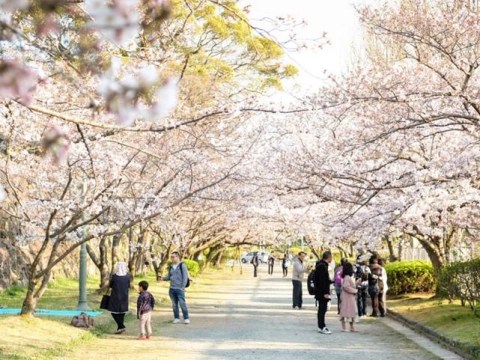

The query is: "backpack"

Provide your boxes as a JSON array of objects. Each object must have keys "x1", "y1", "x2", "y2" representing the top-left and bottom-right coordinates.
[
  {"x1": 71, "y1": 312, "x2": 94, "y2": 328},
  {"x1": 307, "y1": 268, "x2": 318, "y2": 295},
  {"x1": 179, "y1": 262, "x2": 191, "y2": 288}
]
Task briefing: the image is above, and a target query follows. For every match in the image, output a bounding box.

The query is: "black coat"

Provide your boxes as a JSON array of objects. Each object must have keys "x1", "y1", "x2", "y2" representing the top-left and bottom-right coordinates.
[
  {"x1": 314, "y1": 260, "x2": 331, "y2": 300},
  {"x1": 108, "y1": 274, "x2": 130, "y2": 313}
]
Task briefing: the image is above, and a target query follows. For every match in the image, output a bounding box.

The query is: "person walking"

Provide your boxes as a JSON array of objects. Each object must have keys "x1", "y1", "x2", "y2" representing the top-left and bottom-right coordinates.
[
  {"x1": 339, "y1": 262, "x2": 359, "y2": 332},
  {"x1": 334, "y1": 258, "x2": 347, "y2": 315},
  {"x1": 315, "y1": 251, "x2": 333, "y2": 334},
  {"x1": 251, "y1": 252, "x2": 259, "y2": 278},
  {"x1": 108, "y1": 262, "x2": 130, "y2": 334},
  {"x1": 268, "y1": 255, "x2": 275, "y2": 275},
  {"x1": 137, "y1": 280, "x2": 155, "y2": 340},
  {"x1": 292, "y1": 251, "x2": 308, "y2": 309},
  {"x1": 282, "y1": 255, "x2": 289, "y2": 277},
  {"x1": 162, "y1": 252, "x2": 190, "y2": 324}
]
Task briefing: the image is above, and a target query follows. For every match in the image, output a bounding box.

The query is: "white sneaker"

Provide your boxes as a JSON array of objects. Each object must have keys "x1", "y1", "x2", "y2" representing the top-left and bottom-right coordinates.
[
  {"x1": 184, "y1": 319, "x2": 190, "y2": 324},
  {"x1": 172, "y1": 319, "x2": 180, "y2": 324},
  {"x1": 318, "y1": 327, "x2": 332, "y2": 335}
]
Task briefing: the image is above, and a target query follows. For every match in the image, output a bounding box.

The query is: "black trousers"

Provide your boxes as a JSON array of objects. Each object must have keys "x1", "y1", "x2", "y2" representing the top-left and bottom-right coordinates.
[
  {"x1": 268, "y1": 264, "x2": 274, "y2": 275},
  {"x1": 253, "y1": 265, "x2": 258, "y2": 277},
  {"x1": 317, "y1": 299, "x2": 329, "y2": 329},
  {"x1": 111, "y1": 313, "x2": 126, "y2": 330},
  {"x1": 292, "y1": 280, "x2": 302, "y2": 308},
  {"x1": 357, "y1": 287, "x2": 368, "y2": 316},
  {"x1": 283, "y1": 266, "x2": 288, "y2": 277}
]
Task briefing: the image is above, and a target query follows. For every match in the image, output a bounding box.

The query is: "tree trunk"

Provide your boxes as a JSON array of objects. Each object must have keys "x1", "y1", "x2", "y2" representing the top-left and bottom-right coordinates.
[{"x1": 21, "y1": 278, "x2": 38, "y2": 316}]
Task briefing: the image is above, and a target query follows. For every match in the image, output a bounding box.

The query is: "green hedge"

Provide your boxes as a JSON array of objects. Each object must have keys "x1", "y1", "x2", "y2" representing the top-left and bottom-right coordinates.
[
  {"x1": 385, "y1": 260, "x2": 435, "y2": 295},
  {"x1": 166, "y1": 259, "x2": 200, "y2": 277},
  {"x1": 439, "y1": 258, "x2": 480, "y2": 315},
  {"x1": 182, "y1": 259, "x2": 200, "y2": 277}
]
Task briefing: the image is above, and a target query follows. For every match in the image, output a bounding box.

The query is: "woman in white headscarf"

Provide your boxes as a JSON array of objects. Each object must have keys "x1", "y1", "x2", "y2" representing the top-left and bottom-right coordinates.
[{"x1": 108, "y1": 262, "x2": 130, "y2": 333}]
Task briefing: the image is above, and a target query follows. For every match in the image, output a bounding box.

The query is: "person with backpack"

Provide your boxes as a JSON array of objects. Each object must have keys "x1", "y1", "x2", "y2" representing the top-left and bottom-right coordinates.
[
  {"x1": 355, "y1": 258, "x2": 369, "y2": 317},
  {"x1": 334, "y1": 258, "x2": 347, "y2": 314},
  {"x1": 368, "y1": 258, "x2": 385, "y2": 317},
  {"x1": 292, "y1": 251, "x2": 308, "y2": 309},
  {"x1": 161, "y1": 251, "x2": 190, "y2": 324},
  {"x1": 251, "y1": 253, "x2": 259, "y2": 277},
  {"x1": 314, "y1": 251, "x2": 333, "y2": 334}
]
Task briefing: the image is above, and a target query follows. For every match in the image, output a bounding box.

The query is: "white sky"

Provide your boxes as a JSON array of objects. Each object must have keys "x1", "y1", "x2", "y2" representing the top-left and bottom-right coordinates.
[{"x1": 242, "y1": 0, "x2": 376, "y2": 92}]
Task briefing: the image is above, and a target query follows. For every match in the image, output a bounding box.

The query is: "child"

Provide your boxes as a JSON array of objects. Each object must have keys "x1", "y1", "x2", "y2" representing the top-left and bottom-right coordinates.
[
  {"x1": 137, "y1": 280, "x2": 155, "y2": 340},
  {"x1": 339, "y1": 262, "x2": 359, "y2": 332}
]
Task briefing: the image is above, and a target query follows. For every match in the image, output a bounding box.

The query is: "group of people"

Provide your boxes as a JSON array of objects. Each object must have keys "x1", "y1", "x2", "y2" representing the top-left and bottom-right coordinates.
[
  {"x1": 250, "y1": 252, "x2": 292, "y2": 278},
  {"x1": 291, "y1": 250, "x2": 389, "y2": 334},
  {"x1": 107, "y1": 251, "x2": 190, "y2": 340}
]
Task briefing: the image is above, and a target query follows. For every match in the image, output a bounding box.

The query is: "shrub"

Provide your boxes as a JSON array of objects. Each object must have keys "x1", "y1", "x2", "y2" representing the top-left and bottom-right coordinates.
[
  {"x1": 182, "y1": 259, "x2": 200, "y2": 277},
  {"x1": 167, "y1": 259, "x2": 200, "y2": 277},
  {"x1": 439, "y1": 259, "x2": 480, "y2": 315},
  {"x1": 385, "y1": 260, "x2": 435, "y2": 295}
]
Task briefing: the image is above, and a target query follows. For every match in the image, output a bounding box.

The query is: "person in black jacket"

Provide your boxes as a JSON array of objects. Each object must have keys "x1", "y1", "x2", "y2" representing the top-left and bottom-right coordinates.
[
  {"x1": 314, "y1": 251, "x2": 333, "y2": 334},
  {"x1": 108, "y1": 262, "x2": 130, "y2": 334}
]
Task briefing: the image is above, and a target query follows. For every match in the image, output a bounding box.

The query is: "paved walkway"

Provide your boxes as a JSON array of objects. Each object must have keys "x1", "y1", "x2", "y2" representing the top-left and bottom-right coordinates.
[{"x1": 65, "y1": 265, "x2": 461, "y2": 360}]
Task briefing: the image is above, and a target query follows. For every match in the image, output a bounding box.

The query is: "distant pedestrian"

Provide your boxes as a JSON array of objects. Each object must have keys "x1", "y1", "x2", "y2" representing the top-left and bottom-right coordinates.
[
  {"x1": 355, "y1": 257, "x2": 369, "y2": 317},
  {"x1": 268, "y1": 255, "x2": 275, "y2": 275},
  {"x1": 251, "y1": 253, "x2": 259, "y2": 277},
  {"x1": 334, "y1": 258, "x2": 347, "y2": 314},
  {"x1": 314, "y1": 251, "x2": 333, "y2": 334},
  {"x1": 368, "y1": 258, "x2": 385, "y2": 317},
  {"x1": 137, "y1": 280, "x2": 155, "y2": 340},
  {"x1": 378, "y1": 258, "x2": 388, "y2": 314},
  {"x1": 282, "y1": 255, "x2": 289, "y2": 277},
  {"x1": 339, "y1": 262, "x2": 359, "y2": 332},
  {"x1": 292, "y1": 252, "x2": 308, "y2": 309},
  {"x1": 162, "y1": 252, "x2": 190, "y2": 324},
  {"x1": 108, "y1": 262, "x2": 130, "y2": 334}
]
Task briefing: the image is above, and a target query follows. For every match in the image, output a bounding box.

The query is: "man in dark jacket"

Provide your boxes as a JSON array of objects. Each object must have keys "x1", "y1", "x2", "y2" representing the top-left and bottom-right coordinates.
[{"x1": 314, "y1": 251, "x2": 333, "y2": 334}]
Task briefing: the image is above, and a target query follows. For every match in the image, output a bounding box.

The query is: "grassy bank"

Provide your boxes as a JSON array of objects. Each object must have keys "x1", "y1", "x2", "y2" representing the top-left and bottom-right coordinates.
[
  {"x1": 0, "y1": 266, "x2": 246, "y2": 359},
  {"x1": 388, "y1": 294, "x2": 480, "y2": 356},
  {"x1": 0, "y1": 271, "x2": 176, "y2": 359}
]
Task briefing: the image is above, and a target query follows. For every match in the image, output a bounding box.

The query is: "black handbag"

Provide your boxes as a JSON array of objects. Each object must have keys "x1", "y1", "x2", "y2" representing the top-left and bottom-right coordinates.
[{"x1": 100, "y1": 294, "x2": 110, "y2": 310}]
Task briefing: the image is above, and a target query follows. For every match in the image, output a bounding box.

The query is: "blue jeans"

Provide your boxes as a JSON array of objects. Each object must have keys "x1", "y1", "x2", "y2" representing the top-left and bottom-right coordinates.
[{"x1": 169, "y1": 288, "x2": 189, "y2": 320}]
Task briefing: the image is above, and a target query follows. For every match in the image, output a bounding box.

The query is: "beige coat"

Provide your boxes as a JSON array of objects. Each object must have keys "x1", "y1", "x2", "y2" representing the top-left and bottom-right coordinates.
[{"x1": 339, "y1": 275, "x2": 358, "y2": 319}]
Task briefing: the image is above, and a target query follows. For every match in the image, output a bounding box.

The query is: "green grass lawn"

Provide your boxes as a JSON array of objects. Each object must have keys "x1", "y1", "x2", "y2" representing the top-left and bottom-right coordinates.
[
  {"x1": 0, "y1": 267, "x2": 239, "y2": 360},
  {"x1": 388, "y1": 294, "x2": 480, "y2": 356},
  {"x1": 0, "y1": 271, "x2": 172, "y2": 359}
]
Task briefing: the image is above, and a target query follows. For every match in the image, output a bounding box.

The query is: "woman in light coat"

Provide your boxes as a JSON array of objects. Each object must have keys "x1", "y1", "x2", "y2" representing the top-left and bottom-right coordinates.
[{"x1": 339, "y1": 262, "x2": 359, "y2": 332}]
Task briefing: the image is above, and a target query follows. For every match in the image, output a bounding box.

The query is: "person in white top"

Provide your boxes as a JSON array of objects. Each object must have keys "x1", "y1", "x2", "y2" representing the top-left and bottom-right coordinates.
[
  {"x1": 378, "y1": 258, "x2": 388, "y2": 314},
  {"x1": 292, "y1": 252, "x2": 308, "y2": 309}
]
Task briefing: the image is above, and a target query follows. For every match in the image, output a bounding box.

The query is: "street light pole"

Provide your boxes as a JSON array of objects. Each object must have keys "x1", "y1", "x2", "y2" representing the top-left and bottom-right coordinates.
[
  {"x1": 76, "y1": 240, "x2": 90, "y2": 311},
  {"x1": 77, "y1": 183, "x2": 90, "y2": 312}
]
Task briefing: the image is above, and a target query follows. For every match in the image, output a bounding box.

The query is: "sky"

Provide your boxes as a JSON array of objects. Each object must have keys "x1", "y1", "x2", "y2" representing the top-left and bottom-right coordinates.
[{"x1": 242, "y1": 0, "x2": 376, "y2": 92}]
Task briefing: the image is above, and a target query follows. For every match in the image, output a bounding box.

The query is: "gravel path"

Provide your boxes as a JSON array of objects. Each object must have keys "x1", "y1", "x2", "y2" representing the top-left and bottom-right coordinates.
[{"x1": 65, "y1": 265, "x2": 461, "y2": 360}]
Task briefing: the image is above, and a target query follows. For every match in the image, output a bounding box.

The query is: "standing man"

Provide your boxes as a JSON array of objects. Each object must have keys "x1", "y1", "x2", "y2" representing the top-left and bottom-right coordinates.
[
  {"x1": 162, "y1": 252, "x2": 190, "y2": 324},
  {"x1": 251, "y1": 252, "x2": 259, "y2": 277},
  {"x1": 292, "y1": 251, "x2": 308, "y2": 309},
  {"x1": 267, "y1": 255, "x2": 275, "y2": 275},
  {"x1": 315, "y1": 251, "x2": 333, "y2": 334}
]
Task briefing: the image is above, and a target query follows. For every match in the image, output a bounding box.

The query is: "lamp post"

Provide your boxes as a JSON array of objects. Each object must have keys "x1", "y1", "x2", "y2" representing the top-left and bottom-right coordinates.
[{"x1": 77, "y1": 184, "x2": 90, "y2": 312}]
